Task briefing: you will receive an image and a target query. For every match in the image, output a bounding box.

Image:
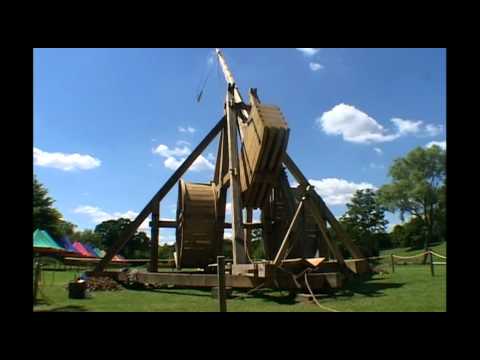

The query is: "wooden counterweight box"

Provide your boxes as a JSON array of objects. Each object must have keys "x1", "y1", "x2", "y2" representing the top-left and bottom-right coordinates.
[{"x1": 239, "y1": 96, "x2": 289, "y2": 208}]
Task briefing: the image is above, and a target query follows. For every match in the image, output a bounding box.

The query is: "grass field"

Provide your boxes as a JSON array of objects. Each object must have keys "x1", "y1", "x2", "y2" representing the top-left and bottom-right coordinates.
[{"x1": 33, "y1": 243, "x2": 446, "y2": 312}]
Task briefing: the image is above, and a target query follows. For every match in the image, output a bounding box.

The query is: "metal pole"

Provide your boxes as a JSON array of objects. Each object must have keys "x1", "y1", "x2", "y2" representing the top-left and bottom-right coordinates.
[{"x1": 217, "y1": 256, "x2": 227, "y2": 312}]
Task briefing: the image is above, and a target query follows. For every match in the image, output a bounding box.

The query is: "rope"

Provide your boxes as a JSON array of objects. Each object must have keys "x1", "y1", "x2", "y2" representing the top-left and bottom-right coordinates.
[
  {"x1": 430, "y1": 251, "x2": 447, "y2": 259},
  {"x1": 392, "y1": 252, "x2": 429, "y2": 260},
  {"x1": 196, "y1": 53, "x2": 215, "y2": 103},
  {"x1": 303, "y1": 271, "x2": 340, "y2": 312}
]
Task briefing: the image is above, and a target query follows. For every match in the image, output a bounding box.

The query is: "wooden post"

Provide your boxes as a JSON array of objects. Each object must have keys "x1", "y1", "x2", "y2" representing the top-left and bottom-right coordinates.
[
  {"x1": 149, "y1": 201, "x2": 159, "y2": 272},
  {"x1": 33, "y1": 259, "x2": 41, "y2": 304},
  {"x1": 429, "y1": 250, "x2": 434, "y2": 277},
  {"x1": 391, "y1": 254, "x2": 395, "y2": 273},
  {"x1": 217, "y1": 256, "x2": 227, "y2": 312},
  {"x1": 245, "y1": 207, "x2": 253, "y2": 259},
  {"x1": 226, "y1": 86, "x2": 247, "y2": 264}
]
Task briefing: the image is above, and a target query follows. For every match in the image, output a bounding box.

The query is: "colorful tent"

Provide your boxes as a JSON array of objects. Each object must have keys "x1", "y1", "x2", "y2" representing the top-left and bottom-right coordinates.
[
  {"x1": 72, "y1": 242, "x2": 94, "y2": 257},
  {"x1": 57, "y1": 236, "x2": 79, "y2": 254},
  {"x1": 33, "y1": 229, "x2": 63, "y2": 250},
  {"x1": 33, "y1": 229, "x2": 71, "y2": 255},
  {"x1": 83, "y1": 243, "x2": 99, "y2": 258},
  {"x1": 92, "y1": 247, "x2": 105, "y2": 257}
]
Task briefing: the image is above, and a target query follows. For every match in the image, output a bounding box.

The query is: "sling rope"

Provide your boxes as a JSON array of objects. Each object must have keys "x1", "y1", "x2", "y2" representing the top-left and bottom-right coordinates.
[{"x1": 303, "y1": 270, "x2": 340, "y2": 312}]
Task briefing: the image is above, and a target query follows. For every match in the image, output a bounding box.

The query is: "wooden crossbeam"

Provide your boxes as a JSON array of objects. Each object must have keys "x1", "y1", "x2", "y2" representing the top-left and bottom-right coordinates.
[{"x1": 93, "y1": 116, "x2": 226, "y2": 273}]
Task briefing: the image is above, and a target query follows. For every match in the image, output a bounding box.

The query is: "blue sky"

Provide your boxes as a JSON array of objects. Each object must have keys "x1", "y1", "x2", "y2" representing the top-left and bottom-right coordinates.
[{"x1": 33, "y1": 48, "x2": 446, "y2": 243}]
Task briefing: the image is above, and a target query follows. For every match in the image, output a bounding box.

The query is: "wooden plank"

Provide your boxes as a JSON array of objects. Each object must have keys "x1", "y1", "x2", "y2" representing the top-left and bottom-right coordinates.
[
  {"x1": 226, "y1": 87, "x2": 247, "y2": 264},
  {"x1": 94, "y1": 116, "x2": 226, "y2": 273},
  {"x1": 149, "y1": 201, "x2": 159, "y2": 272},
  {"x1": 127, "y1": 270, "x2": 342, "y2": 290}
]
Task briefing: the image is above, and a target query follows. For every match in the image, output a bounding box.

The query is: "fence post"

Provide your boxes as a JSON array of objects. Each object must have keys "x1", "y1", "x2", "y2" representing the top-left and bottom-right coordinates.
[
  {"x1": 390, "y1": 254, "x2": 395, "y2": 273},
  {"x1": 217, "y1": 256, "x2": 227, "y2": 312},
  {"x1": 429, "y1": 249, "x2": 434, "y2": 277},
  {"x1": 33, "y1": 260, "x2": 41, "y2": 305}
]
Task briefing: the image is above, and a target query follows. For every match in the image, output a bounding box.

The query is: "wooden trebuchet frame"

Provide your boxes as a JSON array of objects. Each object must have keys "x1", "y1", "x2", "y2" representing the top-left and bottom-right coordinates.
[
  {"x1": 93, "y1": 116, "x2": 226, "y2": 274},
  {"x1": 93, "y1": 48, "x2": 367, "y2": 280}
]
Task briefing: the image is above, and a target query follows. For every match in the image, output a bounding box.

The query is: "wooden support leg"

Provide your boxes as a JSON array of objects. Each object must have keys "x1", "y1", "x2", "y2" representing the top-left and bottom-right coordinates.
[
  {"x1": 273, "y1": 197, "x2": 306, "y2": 265},
  {"x1": 283, "y1": 153, "x2": 364, "y2": 261},
  {"x1": 226, "y1": 86, "x2": 247, "y2": 264},
  {"x1": 149, "y1": 201, "x2": 159, "y2": 272}
]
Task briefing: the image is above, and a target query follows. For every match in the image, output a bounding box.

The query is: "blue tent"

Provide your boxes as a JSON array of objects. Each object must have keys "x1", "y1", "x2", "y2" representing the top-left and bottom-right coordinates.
[{"x1": 57, "y1": 236, "x2": 79, "y2": 254}]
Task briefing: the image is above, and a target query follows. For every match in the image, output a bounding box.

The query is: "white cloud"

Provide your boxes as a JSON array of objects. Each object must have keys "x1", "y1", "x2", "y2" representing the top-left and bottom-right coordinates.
[
  {"x1": 425, "y1": 124, "x2": 443, "y2": 137},
  {"x1": 296, "y1": 48, "x2": 320, "y2": 56},
  {"x1": 163, "y1": 156, "x2": 183, "y2": 170},
  {"x1": 34, "y1": 147, "x2": 101, "y2": 171},
  {"x1": 317, "y1": 104, "x2": 399, "y2": 144},
  {"x1": 74, "y1": 205, "x2": 150, "y2": 233},
  {"x1": 309, "y1": 62, "x2": 324, "y2": 71},
  {"x1": 373, "y1": 147, "x2": 383, "y2": 155},
  {"x1": 309, "y1": 178, "x2": 377, "y2": 206},
  {"x1": 426, "y1": 140, "x2": 446, "y2": 150},
  {"x1": 178, "y1": 126, "x2": 196, "y2": 134},
  {"x1": 153, "y1": 143, "x2": 214, "y2": 172},
  {"x1": 390, "y1": 118, "x2": 422, "y2": 135},
  {"x1": 317, "y1": 104, "x2": 443, "y2": 144},
  {"x1": 189, "y1": 155, "x2": 215, "y2": 171},
  {"x1": 207, "y1": 153, "x2": 216, "y2": 161},
  {"x1": 152, "y1": 144, "x2": 190, "y2": 157}
]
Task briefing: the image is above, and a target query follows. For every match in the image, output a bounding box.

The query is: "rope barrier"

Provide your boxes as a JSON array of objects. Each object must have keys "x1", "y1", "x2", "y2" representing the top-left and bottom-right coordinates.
[
  {"x1": 430, "y1": 251, "x2": 447, "y2": 259},
  {"x1": 392, "y1": 252, "x2": 429, "y2": 260}
]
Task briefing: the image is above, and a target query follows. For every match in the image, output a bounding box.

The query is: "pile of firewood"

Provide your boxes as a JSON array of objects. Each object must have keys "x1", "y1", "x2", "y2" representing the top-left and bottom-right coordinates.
[{"x1": 85, "y1": 276, "x2": 123, "y2": 291}]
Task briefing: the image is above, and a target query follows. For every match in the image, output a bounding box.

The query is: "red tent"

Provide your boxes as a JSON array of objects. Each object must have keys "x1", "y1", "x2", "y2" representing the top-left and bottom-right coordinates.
[{"x1": 72, "y1": 242, "x2": 95, "y2": 257}]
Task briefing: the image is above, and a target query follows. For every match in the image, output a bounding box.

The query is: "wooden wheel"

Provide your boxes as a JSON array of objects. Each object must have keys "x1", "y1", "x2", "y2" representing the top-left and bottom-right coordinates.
[{"x1": 175, "y1": 179, "x2": 218, "y2": 269}]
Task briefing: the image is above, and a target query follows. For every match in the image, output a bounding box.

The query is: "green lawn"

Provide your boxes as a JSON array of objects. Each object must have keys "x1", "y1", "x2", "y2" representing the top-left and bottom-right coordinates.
[{"x1": 34, "y1": 250, "x2": 446, "y2": 312}]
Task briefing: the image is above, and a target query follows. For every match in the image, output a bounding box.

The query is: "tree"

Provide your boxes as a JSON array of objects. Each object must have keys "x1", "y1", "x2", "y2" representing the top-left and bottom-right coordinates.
[
  {"x1": 250, "y1": 228, "x2": 265, "y2": 260},
  {"x1": 33, "y1": 175, "x2": 64, "y2": 239},
  {"x1": 340, "y1": 189, "x2": 388, "y2": 257},
  {"x1": 94, "y1": 218, "x2": 150, "y2": 258},
  {"x1": 378, "y1": 145, "x2": 446, "y2": 254}
]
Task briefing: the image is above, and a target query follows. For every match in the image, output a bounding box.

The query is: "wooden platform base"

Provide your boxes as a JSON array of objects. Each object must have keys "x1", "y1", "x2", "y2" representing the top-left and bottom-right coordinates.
[{"x1": 89, "y1": 269, "x2": 344, "y2": 290}]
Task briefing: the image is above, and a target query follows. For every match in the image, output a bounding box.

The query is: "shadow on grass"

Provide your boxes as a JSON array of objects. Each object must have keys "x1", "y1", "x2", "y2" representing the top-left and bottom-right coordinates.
[
  {"x1": 35, "y1": 305, "x2": 89, "y2": 312},
  {"x1": 123, "y1": 283, "x2": 214, "y2": 298},
  {"x1": 234, "y1": 290, "x2": 298, "y2": 305},
  {"x1": 338, "y1": 274, "x2": 406, "y2": 298}
]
